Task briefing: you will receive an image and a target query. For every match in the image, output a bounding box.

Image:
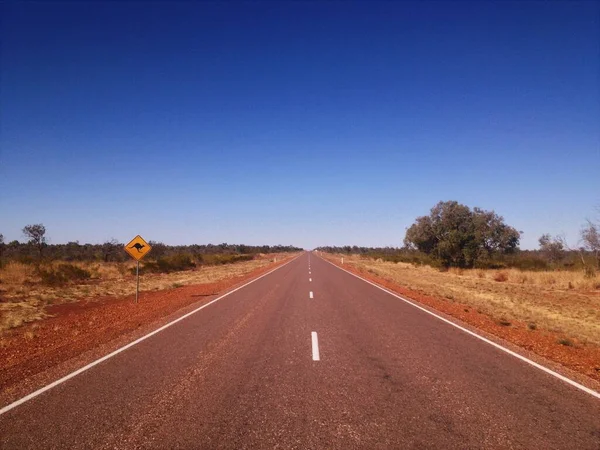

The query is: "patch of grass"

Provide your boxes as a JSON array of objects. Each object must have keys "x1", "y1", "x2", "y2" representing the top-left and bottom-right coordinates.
[
  {"x1": 0, "y1": 302, "x2": 48, "y2": 331},
  {"x1": 0, "y1": 262, "x2": 35, "y2": 285},
  {"x1": 91, "y1": 262, "x2": 127, "y2": 280},
  {"x1": 528, "y1": 323, "x2": 537, "y2": 330},
  {"x1": 494, "y1": 271, "x2": 508, "y2": 282},
  {"x1": 23, "y1": 330, "x2": 36, "y2": 340},
  {"x1": 557, "y1": 338, "x2": 574, "y2": 347},
  {"x1": 171, "y1": 282, "x2": 184, "y2": 288},
  {"x1": 497, "y1": 318, "x2": 511, "y2": 327},
  {"x1": 584, "y1": 266, "x2": 596, "y2": 279},
  {"x1": 515, "y1": 273, "x2": 529, "y2": 284}
]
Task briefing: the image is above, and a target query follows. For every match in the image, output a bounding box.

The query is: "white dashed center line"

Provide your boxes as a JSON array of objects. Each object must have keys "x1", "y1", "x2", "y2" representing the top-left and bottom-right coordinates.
[
  {"x1": 309, "y1": 291, "x2": 314, "y2": 299},
  {"x1": 311, "y1": 332, "x2": 320, "y2": 361}
]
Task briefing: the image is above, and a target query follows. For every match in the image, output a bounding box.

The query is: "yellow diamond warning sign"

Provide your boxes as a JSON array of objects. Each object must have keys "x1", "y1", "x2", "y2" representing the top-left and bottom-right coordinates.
[{"x1": 124, "y1": 235, "x2": 152, "y2": 261}]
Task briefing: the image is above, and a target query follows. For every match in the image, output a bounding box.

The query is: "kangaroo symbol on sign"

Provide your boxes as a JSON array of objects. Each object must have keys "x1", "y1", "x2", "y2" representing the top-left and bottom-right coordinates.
[{"x1": 129, "y1": 243, "x2": 145, "y2": 253}]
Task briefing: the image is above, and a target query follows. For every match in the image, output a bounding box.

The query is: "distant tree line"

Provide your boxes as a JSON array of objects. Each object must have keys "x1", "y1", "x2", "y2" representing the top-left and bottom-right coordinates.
[
  {"x1": 318, "y1": 200, "x2": 600, "y2": 272},
  {"x1": 0, "y1": 224, "x2": 302, "y2": 266}
]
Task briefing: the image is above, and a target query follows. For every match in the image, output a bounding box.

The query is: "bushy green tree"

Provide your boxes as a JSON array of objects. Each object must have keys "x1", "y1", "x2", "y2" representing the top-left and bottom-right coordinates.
[{"x1": 404, "y1": 201, "x2": 520, "y2": 268}]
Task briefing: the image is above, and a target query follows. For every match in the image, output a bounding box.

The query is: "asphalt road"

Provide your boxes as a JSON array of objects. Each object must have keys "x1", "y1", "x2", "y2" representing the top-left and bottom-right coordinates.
[{"x1": 1, "y1": 252, "x2": 599, "y2": 449}]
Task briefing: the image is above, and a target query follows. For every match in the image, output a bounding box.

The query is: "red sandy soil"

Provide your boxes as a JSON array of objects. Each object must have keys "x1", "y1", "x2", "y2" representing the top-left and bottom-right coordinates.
[
  {"x1": 0, "y1": 258, "x2": 291, "y2": 392},
  {"x1": 328, "y1": 259, "x2": 600, "y2": 383}
]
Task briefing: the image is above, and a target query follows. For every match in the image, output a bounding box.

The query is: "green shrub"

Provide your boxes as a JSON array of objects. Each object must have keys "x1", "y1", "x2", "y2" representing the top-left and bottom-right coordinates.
[
  {"x1": 39, "y1": 268, "x2": 68, "y2": 286},
  {"x1": 136, "y1": 254, "x2": 196, "y2": 274},
  {"x1": 57, "y1": 263, "x2": 91, "y2": 281},
  {"x1": 135, "y1": 261, "x2": 156, "y2": 275},
  {"x1": 17, "y1": 255, "x2": 37, "y2": 265},
  {"x1": 509, "y1": 257, "x2": 549, "y2": 271},
  {"x1": 159, "y1": 254, "x2": 195, "y2": 272},
  {"x1": 198, "y1": 254, "x2": 253, "y2": 266},
  {"x1": 39, "y1": 263, "x2": 91, "y2": 286},
  {"x1": 135, "y1": 252, "x2": 254, "y2": 275}
]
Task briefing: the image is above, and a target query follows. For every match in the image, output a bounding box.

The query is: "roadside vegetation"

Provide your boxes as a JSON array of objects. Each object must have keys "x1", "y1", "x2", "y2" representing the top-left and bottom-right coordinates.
[
  {"x1": 0, "y1": 226, "x2": 300, "y2": 265},
  {"x1": 319, "y1": 201, "x2": 599, "y2": 273},
  {"x1": 0, "y1": 255, "x2": 295, "y2": 332},
  {"x1": 0, "y1": 224, "x2": 301, "y2": 332},
  {"x1": 322, "y1": 253, "x2": 600, "y2": 345},
  {"x1": 318, "y1": 200, "x2": 600, "y2": 349}
]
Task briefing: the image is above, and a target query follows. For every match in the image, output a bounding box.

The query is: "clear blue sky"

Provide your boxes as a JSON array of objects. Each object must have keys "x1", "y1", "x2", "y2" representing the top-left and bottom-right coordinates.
[{"x1": 1, "y1": 1, "x2": 598, "y2": 249}]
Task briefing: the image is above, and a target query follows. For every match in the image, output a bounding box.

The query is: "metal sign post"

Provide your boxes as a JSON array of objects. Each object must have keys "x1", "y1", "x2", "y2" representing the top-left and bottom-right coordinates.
[
  {"x1": 136, "y1": 261, "x2": 140, "y2": 303},
  {"x1": 124, "y1": 235, "x2": 152, "y2": 304}
]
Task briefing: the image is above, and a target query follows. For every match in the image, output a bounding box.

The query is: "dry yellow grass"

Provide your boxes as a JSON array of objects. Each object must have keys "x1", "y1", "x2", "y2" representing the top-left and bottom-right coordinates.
[
  {"x1": 0, "y1": 301, "x2": 49, "y2": 331},
  {"x1": 326, "y1": 254, "x2": 600, "y2": 345},
  {"x1": 450, "y1": 266, "x2": 600, "y2": 291},
  {"x1": 0, "y1": 253, "x2": 296, "y2": 332},
  {"x1": 0, "y1": 262, "x2": 36, "y2": 285}
]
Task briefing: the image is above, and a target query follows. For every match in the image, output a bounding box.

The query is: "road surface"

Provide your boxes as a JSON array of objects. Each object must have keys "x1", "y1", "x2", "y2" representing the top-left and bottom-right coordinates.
[{"x1": 1, "y1": 252, "x2": 599, "y2": 449}]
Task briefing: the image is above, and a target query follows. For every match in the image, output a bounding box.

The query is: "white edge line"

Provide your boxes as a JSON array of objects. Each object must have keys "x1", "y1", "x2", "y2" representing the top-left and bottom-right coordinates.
[
  {"x1": 0, "y1": 254, "x2": 302, "y2": 416},
  {"x1": 311, "y1": 331, "x2": 320, "y2": 361},
  {"x1": 319, "y1": 256, "x2": 600, "y2": 400}
]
